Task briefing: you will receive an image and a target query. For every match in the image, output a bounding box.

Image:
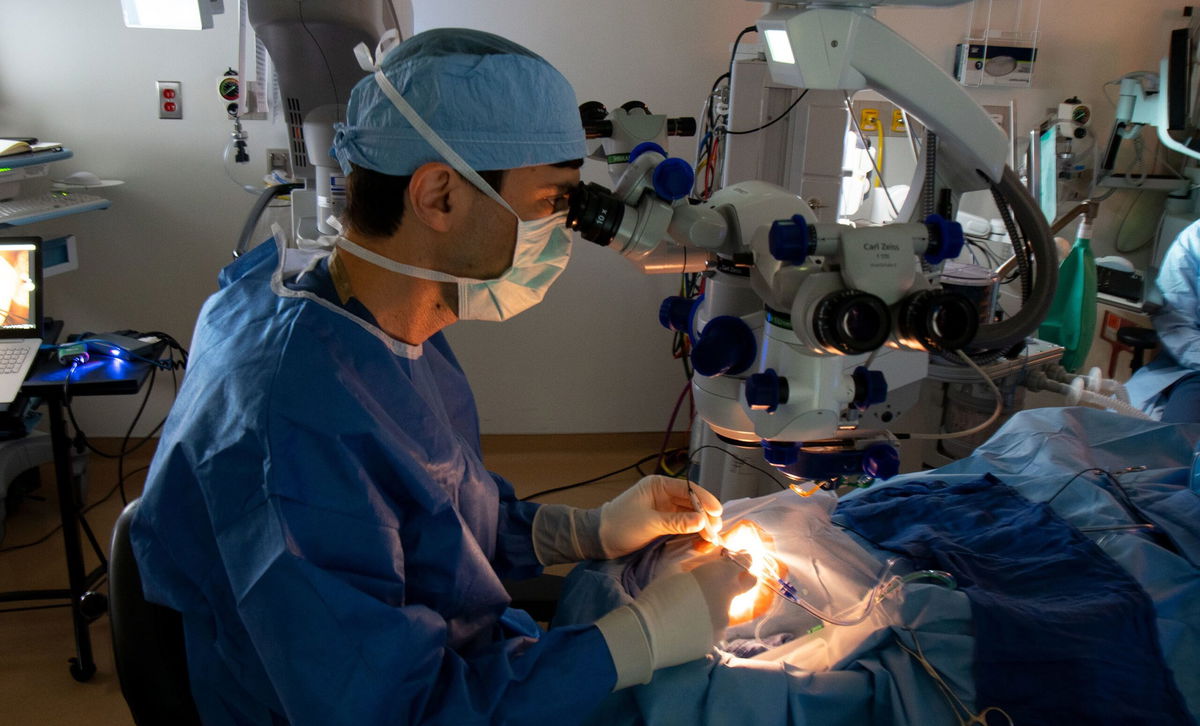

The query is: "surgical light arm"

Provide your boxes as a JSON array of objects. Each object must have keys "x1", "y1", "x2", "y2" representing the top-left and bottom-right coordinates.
[
  {"x1": 756, "y1": 6, "x2": 1008, "y2": 190},
  {"x1": 1115, "y1": 60, "x2": 1200, "y2": 163}
]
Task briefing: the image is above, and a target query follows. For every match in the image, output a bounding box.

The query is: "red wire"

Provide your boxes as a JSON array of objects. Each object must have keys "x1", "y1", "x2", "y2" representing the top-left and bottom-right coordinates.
[{"x1": 656, "y1": 379, "x2": 693, "y2": 474}]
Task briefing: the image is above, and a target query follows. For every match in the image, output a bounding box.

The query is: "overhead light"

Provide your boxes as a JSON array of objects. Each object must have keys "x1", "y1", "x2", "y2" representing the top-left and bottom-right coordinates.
[{"x1": 120, "y1": 0, "x2": 222, "y2": 30}]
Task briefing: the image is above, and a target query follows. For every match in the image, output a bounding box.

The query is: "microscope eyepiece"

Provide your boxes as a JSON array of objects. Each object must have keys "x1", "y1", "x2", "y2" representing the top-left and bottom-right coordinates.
[
  {"x1": 566, "y1": 182, "x2": 626, "y2": 247},
  {"x1": 898, "y1": 290, "x2": 980, "y2": 352},
  {"x1": 813, "y1": 290, "x2": 891, "y2": 354}
]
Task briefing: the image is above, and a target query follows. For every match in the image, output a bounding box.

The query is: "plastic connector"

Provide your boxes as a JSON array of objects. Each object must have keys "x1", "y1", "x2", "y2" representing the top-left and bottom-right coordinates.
[
  {"x1": 859, "y1": 108, "x2": 881, "y2": 132},
  {"x1": 56, "y1": 342, "x2": 89, "y2": 366}
]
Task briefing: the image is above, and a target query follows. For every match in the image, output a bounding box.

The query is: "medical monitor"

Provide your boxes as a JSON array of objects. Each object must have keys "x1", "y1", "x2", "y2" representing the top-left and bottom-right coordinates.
[
  {"x1": 0, "y1": 238, "x2": 41, "y2": 337},
  {"x1": 1037, "y1": 121, "x2": 1057, "y2": 222},
  {"x1": 1167, "y1": 27, "x2": 1194, "y2": 131}
]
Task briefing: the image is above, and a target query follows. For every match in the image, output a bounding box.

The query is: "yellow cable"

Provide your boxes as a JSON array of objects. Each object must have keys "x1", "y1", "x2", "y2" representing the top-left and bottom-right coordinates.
[{"x1": 874, "y1": 124, "x2": 885, "y2": 187}]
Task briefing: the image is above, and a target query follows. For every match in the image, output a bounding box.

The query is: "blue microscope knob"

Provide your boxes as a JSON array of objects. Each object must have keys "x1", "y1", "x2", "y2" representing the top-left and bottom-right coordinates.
[
  {"x1": 761, "y1": 439, "x2": 800, "y2": 468},
  {"x1": 851, "y1": 366, "x2": 888, "y2": 410},
  {"x1": 862, "y1": 443, "x2": 901, "y2": 480},
  {"x1": 768, "y1": 214, "x2": 813, "y2": 264},
  {"x1": 652, "y1": 157, "x2": 696, "y2": 201},
  {"x1": 659, "y1": 295, "x2": 701, "y2": 337},
  {"x1": 923, "y1": 214, "x2": 965, "y2": 264},
  {"x1": 628, "y1": 141, "x2": 668, "y2": 165},
  {"x1": 744, "y1": 368, "x2": 789, "y2": 413},
  {"x1": 691, "y1": 316, "x2": 757, "y2": 377}
]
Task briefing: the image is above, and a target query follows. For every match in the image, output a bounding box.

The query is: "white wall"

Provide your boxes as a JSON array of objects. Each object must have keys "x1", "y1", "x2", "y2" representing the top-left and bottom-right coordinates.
[{"x1": 0, "y1": 0, "x2": 1183, "y2": 435}]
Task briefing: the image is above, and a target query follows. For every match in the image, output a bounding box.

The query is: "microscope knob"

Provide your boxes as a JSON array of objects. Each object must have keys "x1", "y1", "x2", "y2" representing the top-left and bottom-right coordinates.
[
  {"x1": 652, "y1": 158, "x2": 696, "y2": 201},
  {"x1": 744, "y1": 368, "x2": 789, "y2": 413},
  {"x1": 659, "y1": 295, "x2": 702, "y2": 338},
  {"x1": 862, "y1": 443, "x2": 901, "y2": 480},
  {"x1": 761, "y1": 439, "x2": 800, "y2": 467},
  {"x1": 691, "y1": 316, "x2": 757, "y2": 377},
  {"x1": 768, "y1": 214, "x2": 813, "y2": 264},
  {"x1": 628, "y1": 141, "x2": 667, "y2": 164},
  {"x1": 922, "y1": 214, "x2": 965, "y2": 264},
  {"x1": 851, "y1": 366, "x2": 888, "y2": 410}
]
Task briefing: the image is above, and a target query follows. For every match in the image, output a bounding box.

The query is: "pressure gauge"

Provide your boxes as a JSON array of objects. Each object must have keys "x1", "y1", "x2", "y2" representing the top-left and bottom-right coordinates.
[{"x1": 1058, "y1": 98, "x2": 1092, "y2": 139}]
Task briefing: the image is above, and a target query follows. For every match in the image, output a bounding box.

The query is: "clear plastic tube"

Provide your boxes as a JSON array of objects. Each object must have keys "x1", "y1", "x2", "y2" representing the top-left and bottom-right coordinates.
[{"x1": 724, "y1": 548, "x2": 957, "y2": 627}]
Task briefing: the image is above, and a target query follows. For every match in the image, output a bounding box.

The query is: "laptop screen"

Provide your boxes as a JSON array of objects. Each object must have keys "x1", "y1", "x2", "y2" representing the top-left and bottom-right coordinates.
[{"x1": 0, "y1": 238, "x2": 41, "y2": 338}]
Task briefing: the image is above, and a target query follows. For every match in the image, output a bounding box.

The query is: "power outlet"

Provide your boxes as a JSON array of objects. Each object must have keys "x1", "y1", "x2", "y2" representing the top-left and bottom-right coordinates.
[
  {"x1": 157, "y1": 81, "x2": 182, "y2": 120},
  {"x1": 266, "y1": 148, "x2": 291, "y2": 176}
]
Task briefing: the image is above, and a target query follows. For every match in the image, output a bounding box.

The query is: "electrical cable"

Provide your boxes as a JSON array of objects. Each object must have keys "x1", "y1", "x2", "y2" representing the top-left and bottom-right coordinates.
[
  {"x1": 519, "y1": 450, "x2": 685, "y2": 502},
  {"x1": 894, "y1": 627, "x2": 1015, "y2": 726},
  {"x1": 686, "y1": 444, "x2": 788, "y2": 491},
  {"x1": 724, "y1": 90, "x2": 809, "y2": 135},
  {"x1": 1, "y1": 333, "x2": 183, "y2": 555},
  {"x1": 842, "y1": 92, "x2": 899, "y2": 217},
  {"x1": 655, "y1": 381, "x2": 693, "y2": 475},
  {"x1": 0, "y1": 603, "x2": 73, "y2": 615},
  {"x1": 0, "y1": 464, "x2": 151, "y2": 556},
  {"x1": 903, "y1": 351, "x2": 1003, "y2": 441}
]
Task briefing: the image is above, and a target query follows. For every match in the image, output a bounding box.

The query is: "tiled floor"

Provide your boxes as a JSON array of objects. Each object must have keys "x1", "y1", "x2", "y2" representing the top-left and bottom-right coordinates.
[{"x1": 0, "y1": 432, "x2": 680, "y2": 725}]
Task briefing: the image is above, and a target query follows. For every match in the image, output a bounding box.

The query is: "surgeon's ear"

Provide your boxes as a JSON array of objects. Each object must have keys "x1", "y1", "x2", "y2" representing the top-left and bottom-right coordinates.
[{"x1": 406, "y1": 162, "x2": 465, "y2": 233}]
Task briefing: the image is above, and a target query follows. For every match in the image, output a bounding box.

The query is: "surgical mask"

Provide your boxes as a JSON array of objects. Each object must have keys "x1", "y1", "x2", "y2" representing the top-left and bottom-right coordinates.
[{"x1": 338, "y1": 39, "x2": 573, "y2": 322}]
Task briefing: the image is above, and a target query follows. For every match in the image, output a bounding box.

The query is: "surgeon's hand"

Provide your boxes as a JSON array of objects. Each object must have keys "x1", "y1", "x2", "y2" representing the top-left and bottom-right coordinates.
[
  {"x1": 598, "y1": 475, "x2": 722, "y2": 559},
  {"x1": 595, "y1": 557, "x2": 756, "y2": 689}
]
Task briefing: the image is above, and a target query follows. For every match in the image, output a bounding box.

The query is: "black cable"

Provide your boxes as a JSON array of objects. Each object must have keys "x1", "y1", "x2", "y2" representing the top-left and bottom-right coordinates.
[
  {"x1": 728, "y1": 26, "x2": 758, "y2": 77},
  {"x1": 0, "y1": 333, "x2": 178, "y2": 555},
  {"x1": 685, "y1": 444, "x2": 788, "y2": 491},
  {"x1": 707, "y1": 72, "x2": 731, "y2": 129},
  {"x1": 1045, "y1": 467, "x2": 1108, "y2": 505},
  {"x1": 1043, "y1": 467, "x2": 1180, "y2": 555},
  {"x1": 0, "y1": 464, "x2": 151, "y2": 556},
  {"x1": 520, "y1": 451, "x2": 679, "y2": 502},
  {"x1": 723, "y1": 90, "x2": 809, "y2": 135},
  {"x1": 116, "y1": 367, "x2": 160, "y2": 505},
  {"x1": 0, "y1": 603, "x2": 72, "y2": 615}
]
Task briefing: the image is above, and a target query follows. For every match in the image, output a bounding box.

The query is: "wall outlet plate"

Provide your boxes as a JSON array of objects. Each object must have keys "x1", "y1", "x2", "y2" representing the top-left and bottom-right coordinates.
[{"x1": 156, "y1": 81, "x2": 182, "y2": 120}]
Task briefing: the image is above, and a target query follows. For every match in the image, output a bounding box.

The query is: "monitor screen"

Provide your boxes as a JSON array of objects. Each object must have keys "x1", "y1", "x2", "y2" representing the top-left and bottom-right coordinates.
[
  {"x1": 0, "y1": 240, "x2": 39, "y2": 333},
  {"x1": 1038, "y1": 123, "x2": 1057, "y2": 222}
]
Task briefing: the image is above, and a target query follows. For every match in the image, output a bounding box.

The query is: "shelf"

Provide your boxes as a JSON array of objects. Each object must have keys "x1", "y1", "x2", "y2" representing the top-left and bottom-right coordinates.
[
  {"x1": 0, "y1": 148, "x2": 73, "y2": 169},
  {"x1": 0, "y1": 194, "x2": 111, "y2": 229}
]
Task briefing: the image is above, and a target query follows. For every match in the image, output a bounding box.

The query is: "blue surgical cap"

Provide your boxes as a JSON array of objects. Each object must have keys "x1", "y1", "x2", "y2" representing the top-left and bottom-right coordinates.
[{"x1": 332, "y1": 28, "x2": 586, "y2": 176}]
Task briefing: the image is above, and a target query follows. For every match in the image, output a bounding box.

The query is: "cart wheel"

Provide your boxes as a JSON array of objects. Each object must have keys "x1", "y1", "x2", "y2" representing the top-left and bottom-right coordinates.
[{"x1": 79, "y1": 591, "x2": 109, "y2": 622}]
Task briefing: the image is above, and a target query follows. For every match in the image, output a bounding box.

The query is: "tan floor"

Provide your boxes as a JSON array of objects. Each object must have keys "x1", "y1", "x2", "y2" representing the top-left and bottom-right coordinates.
[{"x1": 0, "y1": 432, "x2": 682, "y2": 725}]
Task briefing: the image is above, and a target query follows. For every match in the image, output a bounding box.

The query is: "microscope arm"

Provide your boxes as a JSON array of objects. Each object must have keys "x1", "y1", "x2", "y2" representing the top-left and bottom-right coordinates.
[{"x1": 757, "y1": 7, "x2": 1009, "y2": 191}]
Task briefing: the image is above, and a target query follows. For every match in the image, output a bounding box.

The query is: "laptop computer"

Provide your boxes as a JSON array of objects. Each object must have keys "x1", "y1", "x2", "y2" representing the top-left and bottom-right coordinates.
[{"x1": 0, "y1": 237, "x2": 43, "y2": 404}]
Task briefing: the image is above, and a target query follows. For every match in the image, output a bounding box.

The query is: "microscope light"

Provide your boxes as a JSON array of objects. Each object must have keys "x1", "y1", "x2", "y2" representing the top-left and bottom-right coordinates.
[{"x1": 764, "y1": 29, "x2": 796, "y2": 65}]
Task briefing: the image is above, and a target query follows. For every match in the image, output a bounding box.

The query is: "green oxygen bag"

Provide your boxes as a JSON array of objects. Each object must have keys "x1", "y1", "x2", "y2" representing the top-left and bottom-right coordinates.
[{"x1": 1038, "y1": 219, "x2": 1096, "y2": 372}]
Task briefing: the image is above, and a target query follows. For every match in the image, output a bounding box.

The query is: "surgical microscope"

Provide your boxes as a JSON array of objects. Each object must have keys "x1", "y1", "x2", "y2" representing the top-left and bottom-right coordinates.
[
  {"x1": 232, "y1": 0, "x2": 1057, "y2": 493},
  {"x1": 567, "y1": 0, "x2": 1057, "y2": 492}
]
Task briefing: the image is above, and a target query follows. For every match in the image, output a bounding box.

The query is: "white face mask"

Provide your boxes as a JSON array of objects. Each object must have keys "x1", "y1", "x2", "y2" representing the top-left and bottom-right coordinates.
[{"x1": 337, "y1": 42, "x2": 573, "y2": 322}]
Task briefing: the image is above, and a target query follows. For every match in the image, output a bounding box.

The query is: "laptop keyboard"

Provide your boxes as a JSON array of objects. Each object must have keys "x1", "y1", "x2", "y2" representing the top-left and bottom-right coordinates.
[{"x1": 0, "y1": 345, "x2": 31, "y2": 374}]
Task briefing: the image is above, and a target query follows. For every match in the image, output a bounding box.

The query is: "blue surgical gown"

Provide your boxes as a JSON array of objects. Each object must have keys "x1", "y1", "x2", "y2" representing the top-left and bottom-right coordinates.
[
  {"x1": 130, "y1": 240, "x2": 616, "y2": 725},
  {"x1": 1128, "y1": 219, "x2": 1200, "y2": 417}
]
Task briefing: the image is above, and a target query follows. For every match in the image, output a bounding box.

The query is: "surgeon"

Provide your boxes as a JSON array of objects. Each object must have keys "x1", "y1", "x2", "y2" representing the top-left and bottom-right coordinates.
[
  {"x1": 131, "y1": 27, "x2": 754, "y2": 726},
  {"x1": 1128, "y1": 218, "x2": 1200, "y2": 422}
]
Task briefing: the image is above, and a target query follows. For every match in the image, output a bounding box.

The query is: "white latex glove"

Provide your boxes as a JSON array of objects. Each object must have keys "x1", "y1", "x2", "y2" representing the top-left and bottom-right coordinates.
[
  {"x1": 595, "y1": 557, "x2": 756, "y2": 689},
  {"x1": 598, "y1": 475, "x2": 723, "y2": 559}
]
